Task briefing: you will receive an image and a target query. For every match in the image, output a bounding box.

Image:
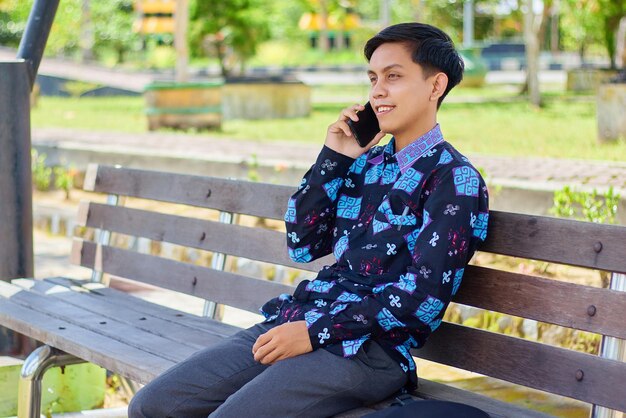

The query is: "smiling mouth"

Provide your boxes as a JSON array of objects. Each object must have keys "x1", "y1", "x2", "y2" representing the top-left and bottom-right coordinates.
[{"x1": 376, "y1": 105, "x2": 395, "y2": 115}]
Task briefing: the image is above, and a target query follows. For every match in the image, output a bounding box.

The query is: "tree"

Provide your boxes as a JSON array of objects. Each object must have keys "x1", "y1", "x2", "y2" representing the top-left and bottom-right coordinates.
[
  {"x1": 562, "y1": 0, "x2": 625, "y2": 68},
  {"x1": 91, "y1": 0, "x2": 137, "y2": 64},
  {"x1": 599, "y1": 0, "x2": 625, "y2": 69},
  {"x1": 523, "y1": 0, "x2": 543, "y2": 107},
  {"x1": 190, "y1": 0, "x2": 270, "y2": 77}
]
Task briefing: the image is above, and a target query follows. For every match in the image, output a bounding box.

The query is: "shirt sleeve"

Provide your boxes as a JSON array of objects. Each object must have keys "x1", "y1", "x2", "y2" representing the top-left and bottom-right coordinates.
[
  {"x1": 284, "y1": 145, "x2": 355, "y2": 263},
  {"x1": 306, "y1": 166, "x2": 489, "y2": 349}
]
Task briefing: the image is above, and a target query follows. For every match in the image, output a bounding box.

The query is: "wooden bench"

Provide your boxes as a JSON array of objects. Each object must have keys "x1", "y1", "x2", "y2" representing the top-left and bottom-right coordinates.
[{"x1": 1, "y1": 164, "x2": 626, "y2": 418}]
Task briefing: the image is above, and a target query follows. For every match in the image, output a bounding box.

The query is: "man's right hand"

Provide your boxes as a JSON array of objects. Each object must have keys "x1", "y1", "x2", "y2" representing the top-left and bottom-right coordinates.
[{"x1": 325, "y1": 104, "x2": 386, "y2": 159}]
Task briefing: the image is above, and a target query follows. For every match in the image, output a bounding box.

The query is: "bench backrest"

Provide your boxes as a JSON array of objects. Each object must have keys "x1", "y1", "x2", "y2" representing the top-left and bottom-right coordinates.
[{"x1": 73, "y1": 164, "x2": 626, "y2": 413}]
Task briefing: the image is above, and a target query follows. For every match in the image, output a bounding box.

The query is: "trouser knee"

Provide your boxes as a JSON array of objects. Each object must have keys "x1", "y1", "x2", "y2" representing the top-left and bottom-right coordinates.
[{"x1": 127, "y1": 385, "x2": 161, "y2": 418}]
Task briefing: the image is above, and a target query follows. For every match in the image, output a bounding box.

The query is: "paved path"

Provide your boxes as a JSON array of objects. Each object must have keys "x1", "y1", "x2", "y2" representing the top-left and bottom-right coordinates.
[{"x1": 32, "y1": 127, "x2": 626, "y2": 194}]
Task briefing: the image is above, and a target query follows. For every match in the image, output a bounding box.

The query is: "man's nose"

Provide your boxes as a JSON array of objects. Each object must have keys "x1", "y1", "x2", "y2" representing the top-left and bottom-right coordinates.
[{"x1": 371, "y1": 81, "x2": 387, "y2": 98}]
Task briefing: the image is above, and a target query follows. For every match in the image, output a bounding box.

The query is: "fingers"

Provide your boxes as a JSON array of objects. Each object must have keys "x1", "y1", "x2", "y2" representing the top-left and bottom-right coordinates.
[
  {"x1": 329, "y1": 120, "x2": 353, "y2": 138},
  {"x1": 260, "y1": 347, "x2": 283, "y2": 365},
  {"x1": 338, "y1": 104, "x2": 364, "y2": 123},
  {"x1": 252, "y1": 331, "x2": 272, "y2": 355},
  {"x1": 253, "y1": 334, "x2": 273, "y2": 361},
  {"x1": 256, "y1": 344, "x2": 279, "y2": 364}
]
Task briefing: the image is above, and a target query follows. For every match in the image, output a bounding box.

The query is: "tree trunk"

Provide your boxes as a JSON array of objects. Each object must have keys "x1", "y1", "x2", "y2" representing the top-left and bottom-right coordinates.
[
  {"x1": 537, "y1": 0, "x2": 552, "y2": 51},
  {"x1": 319, "y1": 0, "x2": 330, "y2": 52},
  {"x1": 550, "y1": 0, "x2": 560, "y2": 53},
  {"x1": 80, "y1": 0, "x2": 94, "y2": 62},
  {"x1": 617, "y1": 16, "x2": 626, "y2": 68},
  {"x1": 605, "y1": 15, "x2": 621, "y2": 70},
  {"x1": 523, "y1": 0, "x2": 542, "y2": 107},
  {"x1": 216, "y1": 40, "x2": 229, "y2": 78},
  {"x1": 174, "y1": 0, "x2": 189, "y2": 82}
]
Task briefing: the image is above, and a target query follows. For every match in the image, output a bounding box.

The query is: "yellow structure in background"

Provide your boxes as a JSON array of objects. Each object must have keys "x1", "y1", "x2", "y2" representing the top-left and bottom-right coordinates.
[
  {"x1": 133, "y1": 0, "x2": 176, "y2": 34},
  {"x1": 298, "y1": 12, "x2": 360, "y2": 32}
]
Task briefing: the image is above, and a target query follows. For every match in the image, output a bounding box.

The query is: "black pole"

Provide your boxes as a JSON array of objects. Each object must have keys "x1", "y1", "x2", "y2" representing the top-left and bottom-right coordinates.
[
  {"x1": 0, "y1": 0, "x2": 59, "y2": 355},
  {"x1": 16, "y1": 0, "x2": 60, "y2": 88}
]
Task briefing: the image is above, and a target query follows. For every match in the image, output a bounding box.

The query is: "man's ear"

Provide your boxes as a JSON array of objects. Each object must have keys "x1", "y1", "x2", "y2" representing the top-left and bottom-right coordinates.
[{"x1": 430, "y1": 72, "x2": 449, "y2": 102}]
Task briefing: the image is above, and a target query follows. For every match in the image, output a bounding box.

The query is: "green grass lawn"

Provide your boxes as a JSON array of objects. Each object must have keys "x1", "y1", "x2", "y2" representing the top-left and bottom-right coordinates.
[{"x1": 30, "y1": 90, "x2": 626, "y2": 162}]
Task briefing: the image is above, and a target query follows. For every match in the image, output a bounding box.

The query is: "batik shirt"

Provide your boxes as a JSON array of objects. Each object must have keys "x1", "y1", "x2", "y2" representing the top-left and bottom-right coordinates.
[{"x1": 260, "y1": 124, "x2": 489, "y2": 389}]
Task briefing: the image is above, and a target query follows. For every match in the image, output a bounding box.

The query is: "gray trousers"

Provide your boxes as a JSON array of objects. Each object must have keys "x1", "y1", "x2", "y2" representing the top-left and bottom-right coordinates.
[{"x1": 128, "y1": 322, "x2": 407, "y2": 418}]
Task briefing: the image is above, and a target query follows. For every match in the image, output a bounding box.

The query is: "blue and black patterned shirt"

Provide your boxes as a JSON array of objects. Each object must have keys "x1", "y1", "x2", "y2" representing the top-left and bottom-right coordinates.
[{"x1": 261, "y1": 124, "x2": 489, "y2": 389}]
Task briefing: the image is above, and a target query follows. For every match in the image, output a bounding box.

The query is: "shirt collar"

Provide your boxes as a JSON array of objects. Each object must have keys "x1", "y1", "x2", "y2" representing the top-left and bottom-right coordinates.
[{"x1": 368, "y1": 124, "x2": 445, "y2": 174}]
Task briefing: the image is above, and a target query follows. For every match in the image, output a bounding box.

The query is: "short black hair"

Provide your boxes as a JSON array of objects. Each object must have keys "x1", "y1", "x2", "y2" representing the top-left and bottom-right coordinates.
[{"x1": 364, "y1": 22, "x2": 464, "y2": 108}]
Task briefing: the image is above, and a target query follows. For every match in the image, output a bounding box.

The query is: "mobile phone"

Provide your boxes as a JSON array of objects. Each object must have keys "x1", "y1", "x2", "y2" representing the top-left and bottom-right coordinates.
[{"x1": 347, "y1": 102, "x2": 381, "y2": 147}]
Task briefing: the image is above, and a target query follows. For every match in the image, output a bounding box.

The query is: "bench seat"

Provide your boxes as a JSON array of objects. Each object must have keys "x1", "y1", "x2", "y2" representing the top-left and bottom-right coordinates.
[{"x1": 1, "y1": 277, "x2": 551, "y2": 417}]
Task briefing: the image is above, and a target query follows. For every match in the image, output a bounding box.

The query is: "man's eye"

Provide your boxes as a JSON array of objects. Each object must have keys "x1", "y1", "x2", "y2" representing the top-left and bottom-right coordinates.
[
  {"x1": 369, "y1": 77, "x2": 377, "y2": 84},
  {"x1": 388, "y1": 73, "x2": 400, "y2": 79}
]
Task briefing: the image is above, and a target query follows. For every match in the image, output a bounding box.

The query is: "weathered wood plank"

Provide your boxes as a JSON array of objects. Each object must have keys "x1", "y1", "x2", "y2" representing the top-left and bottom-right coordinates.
[
  {"x1": 414, "y1": 322, "x2": 626, "y2": 412},
  {"x1": 43, "y1": 277, "x2": 236, "y2": 332},
  {"x1": 482, "y1": 211, "x2": 626, "y2": 274},
  {"x1": 80, "y1": 202, "x2": 331, "y2": 273},
  {"x1": 13, "y1": 278, "x2": 239, "y2": 348},
  {"x1": 1, "y1": 280, "x2": 202, "y2": 362},
  {"x1": 74, "y1": 239, "x2": 295, "y2": 313},
  {"x1": 457, "y1": 265, "x2": 626, "y2": 339},
  {"x1": 86, "y1": 164, "x2": 294, "y2": 220},
  {"x1": 0, "y1": 282, "x2": 174, "y2": 384}
]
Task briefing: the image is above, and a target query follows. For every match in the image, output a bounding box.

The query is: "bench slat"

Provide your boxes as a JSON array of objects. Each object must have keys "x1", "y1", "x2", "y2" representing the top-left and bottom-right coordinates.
[
  {"x1": 80, "y1": 202, "x2": 331, "y2": 272},
  {"x1": 415, "y1": 322, "x2": 626, "y2": 412},
  {"x1": 86, "y1": 164, "x2": 293, "y2": 220},
  {"x1": 73, "y1": 239, "x2": 294, "y2": 313},
  {"x1": 42, "y1": 277, "x2": 239, "y2": 334},
  {"x1": 88, "y1": 165, "x2": 626, "y2": 273},
  {"x1": 0, "y1": 280, "x2": 175, "y2": 384},
  {"x1": 483, "y1": 211, "x2": 626, "y2": 274},
  {"x1": 13, "y1": 278, "x2": 238, "y2": 349},
  {"x1": 458, "y1": 265, "x2": 626, "y2": 339},
  {"x1": 2, "y1": 279, "x2": 201, "y2": 362}
]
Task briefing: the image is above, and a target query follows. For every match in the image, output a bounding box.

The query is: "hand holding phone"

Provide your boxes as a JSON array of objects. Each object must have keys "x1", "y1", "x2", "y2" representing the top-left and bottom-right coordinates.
[{"x1": 346, "y1": 102, "x2": 381, "y2": 147}]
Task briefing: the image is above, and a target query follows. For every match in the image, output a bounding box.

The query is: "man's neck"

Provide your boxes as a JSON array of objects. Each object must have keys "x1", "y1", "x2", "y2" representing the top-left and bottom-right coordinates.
[{"x1": 394, "y1": 116, "x2": 438, "y2": 152}]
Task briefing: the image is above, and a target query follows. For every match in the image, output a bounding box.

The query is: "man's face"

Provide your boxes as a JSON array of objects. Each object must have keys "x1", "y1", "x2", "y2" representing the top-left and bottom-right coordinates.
[{"x1": 367, "y1": 42, "x2": 437, "y2": 140}]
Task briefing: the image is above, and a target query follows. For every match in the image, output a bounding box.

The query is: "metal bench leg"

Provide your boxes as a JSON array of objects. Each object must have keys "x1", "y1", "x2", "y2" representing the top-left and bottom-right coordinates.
[{"x1": 17, "y1": 345, "x2": 85, "y2": 418}]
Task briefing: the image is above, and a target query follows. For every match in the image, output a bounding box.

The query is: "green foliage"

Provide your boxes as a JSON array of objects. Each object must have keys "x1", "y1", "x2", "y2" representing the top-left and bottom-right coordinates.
[
  {"x1": 31, "y1": 149, "x2": 76, "y2": 198},
  {"x1": 63, "y1": 81, "x2": 100, "y2": 98},
  {"x1": 247, "y1": 154, "x2": 261, "y2": 182},
  {"x1": 31, "y1": 149, "x2": 52, "y2": 191},
  {"x1": 189, "y1": 0, "x2": 271, "y2": 76},
  {"x1": 45, "y1": 0, "x2": 82, "y2": 57},
  {"x1": 53, "y1": 166, "x2": 76, "y2": 200},
  {"x1": 561, "y1": 0, "x2": 626, "y2": 67},
  {"x1": 0, "y1": 0, "x2": 137, "y2": 62},
  {"x1": 90, "y1": 0, "x2": 138, "y2": 64},
  {"x1": 598, "y1": 0, "x2": 626, "y2": 69},
  {"x1": 551, "y1": 185, "x2": 620, "y2": 224},
  {"x1": 0, "y1": 0, "x2": 30, "y2": 46},
  {"x1": 561, "y1": 0, "x2": 605, "y2": 61}
]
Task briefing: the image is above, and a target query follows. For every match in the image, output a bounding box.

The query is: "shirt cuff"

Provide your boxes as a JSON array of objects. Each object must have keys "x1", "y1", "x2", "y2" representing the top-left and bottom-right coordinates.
[
  {"x1": 307, "y1": 314, "x2": 336, "y2": 350},
  {"x1": 313, "y1": 145, "x2": 355, "y2": 179}
]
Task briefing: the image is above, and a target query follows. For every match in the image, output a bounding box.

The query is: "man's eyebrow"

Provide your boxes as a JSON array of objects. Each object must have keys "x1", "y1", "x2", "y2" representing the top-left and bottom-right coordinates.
[{"x1": 367, "y1": 64, "x2": 404, "y2": 75}]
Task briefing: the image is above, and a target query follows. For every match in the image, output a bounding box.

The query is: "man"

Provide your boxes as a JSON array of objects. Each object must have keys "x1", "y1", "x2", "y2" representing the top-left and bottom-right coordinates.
[{"x1": 129, "y1": 22, "x2": 489, "y2": 418}]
